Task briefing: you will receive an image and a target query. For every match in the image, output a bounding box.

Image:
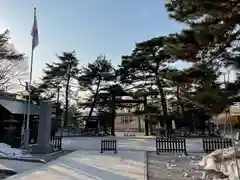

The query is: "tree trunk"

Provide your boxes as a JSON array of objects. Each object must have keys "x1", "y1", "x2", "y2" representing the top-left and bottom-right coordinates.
[
  {"x1": 63, "y1": 73, "x2": 71, "y2": 127},
  {"x1": 149, "y1": 115, "x2": 153, "y2": 135},
  {"x1": 95, "y1": 119, "x2": 99, "y2": 134},
  {"x1": 176, "y1": 86, "x2": 185, "y2": 116},
  {"x1": 136, "y1": 102, "x2": 142, "y2": 132},
  {"x1": 110, "y1": 95, "x2": 116, "y2": 136},
  {"x1": 137, "y1": 116, "x2": 142, "y2": 132},
  {"x1": 144, "y1": 96, "x2": 149, "y2": 136},
  {"x1": 88, "y1": 77, "x2": 101, "y2": 130},
  {"x1": 156, "y1": 78, "x2": 169, "y2": 136}
]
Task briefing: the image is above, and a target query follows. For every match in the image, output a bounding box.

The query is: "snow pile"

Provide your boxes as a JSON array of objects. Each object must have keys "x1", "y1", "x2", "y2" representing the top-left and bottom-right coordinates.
[
  {"x1": 199, "y1": 147, "x2": 240, "y2": 180},
  {"x1": 0, "y1": 143, "x2": 31, "y2": 157}
]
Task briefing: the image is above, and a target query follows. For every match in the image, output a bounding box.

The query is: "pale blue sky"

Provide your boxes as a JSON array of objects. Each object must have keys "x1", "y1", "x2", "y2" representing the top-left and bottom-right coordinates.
[{"x1": 1, "y1": 0, "x2": 186, "y2": 82}]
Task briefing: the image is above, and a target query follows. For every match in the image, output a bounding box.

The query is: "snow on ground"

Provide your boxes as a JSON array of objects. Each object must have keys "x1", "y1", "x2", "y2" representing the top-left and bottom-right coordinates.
[
  {"x1": 115, "y1": 131, "x2": 154, "y2": 138},
  {"x1": 62, "y1": 137, "x2": 203, "y2": 153},
  {"x1": 0, "y1": 136, "x2": 203, "y2": 157},
  {"x1": 0, "y1": 143, "x2": 31, "y2": 157},
  {"x1": 186, "y1": 138, "x2": 203, "y2": 153},
  {"x1": 62, "y1": 137, "x2": 156, "y2": 151},
  {"x1": 6, "y1": 150, "x2": 145, "y2": 180},
  {"x1": 199, "y1": 147, "x2": 240, "y2": 180}
]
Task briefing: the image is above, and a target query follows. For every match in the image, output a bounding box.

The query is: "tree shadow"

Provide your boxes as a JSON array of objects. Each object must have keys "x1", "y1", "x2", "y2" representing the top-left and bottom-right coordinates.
[
  {"x1": 63, "y1": 150, "x2": 145, "y2": 179},
  {"x1": 7, "y1": 150, "x2": 145, "y2": 180}
]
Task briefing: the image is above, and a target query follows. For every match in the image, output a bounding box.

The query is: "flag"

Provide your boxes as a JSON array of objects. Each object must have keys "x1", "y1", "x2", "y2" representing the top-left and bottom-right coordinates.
[{"x1": 31, "y1": 8, "x2": 39, "y2": 50}]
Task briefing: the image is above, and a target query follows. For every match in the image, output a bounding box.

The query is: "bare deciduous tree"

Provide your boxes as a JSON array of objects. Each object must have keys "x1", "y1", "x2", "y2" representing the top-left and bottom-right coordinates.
[{"x1": 0, "y1": 30, "x2": 27, "y2": 90}]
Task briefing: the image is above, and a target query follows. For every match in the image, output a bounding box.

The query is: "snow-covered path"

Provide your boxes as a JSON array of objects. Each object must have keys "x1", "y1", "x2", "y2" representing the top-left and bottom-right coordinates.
[{"x1": 6, "y1": 150, "x2": 145, "y2": 180}]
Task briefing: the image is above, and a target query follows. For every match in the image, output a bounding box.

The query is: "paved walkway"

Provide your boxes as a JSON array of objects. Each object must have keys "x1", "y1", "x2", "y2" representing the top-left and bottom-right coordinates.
[{"x1": 6, "y1": 150, "x2": 146, "y2": 180}]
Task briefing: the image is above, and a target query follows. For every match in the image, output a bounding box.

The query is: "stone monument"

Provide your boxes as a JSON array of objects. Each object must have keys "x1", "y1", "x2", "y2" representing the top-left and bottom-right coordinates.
[{"x1": 32, "y1": 101, "x2": 53, "y2": 154}]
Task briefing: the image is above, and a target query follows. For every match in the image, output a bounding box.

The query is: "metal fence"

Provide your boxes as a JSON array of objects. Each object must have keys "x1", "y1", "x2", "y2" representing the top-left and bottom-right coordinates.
[
  {"x1": 156, "y1": 137, "x2": 187, "y2": 155},
  {"x1": 51, "y1": 136, "x2": 62, "y2": 151},
  {"x1": 203, "y1": 138, "x2": 232, "y2": 153},
  {"x1": 100, "y1": 139, "x2": 117, "y2": 153}
]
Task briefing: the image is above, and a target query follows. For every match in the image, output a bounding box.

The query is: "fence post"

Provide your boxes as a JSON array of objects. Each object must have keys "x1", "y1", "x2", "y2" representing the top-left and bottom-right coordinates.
[
  {"x1": 183, "y1": 139, "x2": 187, "y2": 155},
  {"x1": 114, "y1": 140, "x2": 117, "y2": 153}
]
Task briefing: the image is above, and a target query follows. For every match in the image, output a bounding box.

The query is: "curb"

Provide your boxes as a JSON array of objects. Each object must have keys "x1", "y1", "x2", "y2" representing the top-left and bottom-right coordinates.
[
  {"x1": 31, "y1": 150, "x2": 64, "y2": 157},
  {"x1": 41, "y1": 150, "x2": 71, "y2": 162},
  {"x1": 0, "y1": 150, "x2": 74, "y2": 164},
  {"x1": 0, "y1": 168, "x2": 17, "y2": 176},
  {"x1": 0, "y1": 156, "x2": 46, "y2": 163},
  {"x1": 0, "y1": 150, "x2": 70, "y2": 162}
]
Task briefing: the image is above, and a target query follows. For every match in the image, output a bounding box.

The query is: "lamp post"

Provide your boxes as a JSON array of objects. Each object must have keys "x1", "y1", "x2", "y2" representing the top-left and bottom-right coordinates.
[
  {"x1": 56, "y1": 86, "x2": 63, "y2": 137},
  {"x1": 21, "y1": 82, "x2": 30, "y2": 149}
]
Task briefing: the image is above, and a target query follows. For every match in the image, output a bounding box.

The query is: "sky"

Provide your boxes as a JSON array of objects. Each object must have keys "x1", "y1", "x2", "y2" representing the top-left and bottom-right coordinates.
[
  {"x1": 1, "y1": 0, "x2": 236, "y2": 89},
  {"x1": 0, "y1": 0, "x2": 187, "y2": 83}
]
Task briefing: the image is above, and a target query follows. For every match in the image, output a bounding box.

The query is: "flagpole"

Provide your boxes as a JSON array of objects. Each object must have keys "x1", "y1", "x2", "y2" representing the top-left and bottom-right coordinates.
[{"x1": 24, "y1": 7, "x2": 36, "y2": 149}]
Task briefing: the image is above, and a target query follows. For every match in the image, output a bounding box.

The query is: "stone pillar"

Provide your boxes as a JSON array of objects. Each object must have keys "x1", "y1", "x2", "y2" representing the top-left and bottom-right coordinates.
[{"x1": 32, "y1": 101, "x2": 53, "y2": 154}]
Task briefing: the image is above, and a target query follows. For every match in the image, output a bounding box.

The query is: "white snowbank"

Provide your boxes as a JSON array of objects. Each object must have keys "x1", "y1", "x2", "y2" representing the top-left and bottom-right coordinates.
[
  {"x1": 0, "y1": 143, "x2": 31, "y2": 157},
  {"x1": 199, "y1": 147, "x2": 240, "y2": 180}
]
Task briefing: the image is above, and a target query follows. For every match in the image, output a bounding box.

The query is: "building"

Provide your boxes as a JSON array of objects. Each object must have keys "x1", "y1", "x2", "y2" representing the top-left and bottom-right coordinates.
[
  {"x1": 115, "y1": 106, "x2": 145, "y2": 132},
  {"x1": 115, "y1": 114, "x2": 145, "y2": 132},
  {"x1": 214, "y1": 106, "x2": 240, "y2": 127},
  {"x1": 0, "y1": 97, "x2": 40, "y2": 147},
  {"x1": 0, "y1": 90, "x2": 18, "y2": 100}
]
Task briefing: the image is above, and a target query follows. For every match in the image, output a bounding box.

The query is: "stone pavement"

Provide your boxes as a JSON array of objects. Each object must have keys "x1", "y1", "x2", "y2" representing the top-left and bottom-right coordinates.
[{"x1": 5, "y1": 150, "x2": 146, "y2": 180}]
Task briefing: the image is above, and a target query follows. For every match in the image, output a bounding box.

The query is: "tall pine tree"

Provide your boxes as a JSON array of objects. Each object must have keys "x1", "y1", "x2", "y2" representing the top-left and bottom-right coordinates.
[
  {"x1": 78, "y1": 55, "x2": 116, "y2": 121},
  {"x1": 164, "y1": 0, "x2": 240, "y2": 116},
  {"x1": 40, "y1": 51, "x2": 79, "y2": 126},
  {"x1": 119, "y1": 37, "x2": 176, "y2": 135}
]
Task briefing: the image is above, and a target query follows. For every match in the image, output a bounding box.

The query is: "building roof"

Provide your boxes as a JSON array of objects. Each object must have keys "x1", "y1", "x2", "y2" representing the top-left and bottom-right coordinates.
[
  {"x1": 0, "y1": 99, "x2": 40, "y2": 115},
  {"x1": 0, "y1": 91, "x2": 17, "y2": 100}
]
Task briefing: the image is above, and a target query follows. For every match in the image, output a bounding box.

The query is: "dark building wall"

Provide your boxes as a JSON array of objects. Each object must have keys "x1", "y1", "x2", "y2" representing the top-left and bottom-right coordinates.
[
  {"x1": 0, "y1": 106, "x2": 11, "y2": 141},
  {"x1": 0, "y1": 104, "x2": 40, "y2": 147},
  {"x1": 0, "y1": 106, "x2": 22, "y2": 147},
  {"x1": 0, "y1": 101, "x2": 59, "y2": 147}
]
